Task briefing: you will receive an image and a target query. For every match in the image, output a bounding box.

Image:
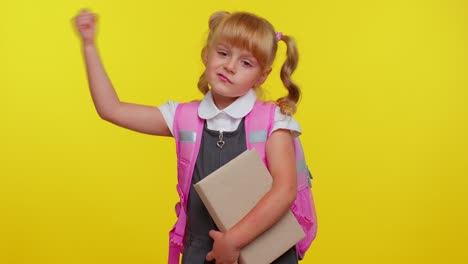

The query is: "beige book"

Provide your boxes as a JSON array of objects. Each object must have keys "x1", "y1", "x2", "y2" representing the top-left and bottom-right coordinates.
[{"x1": 194, "y1": 149, "x2": 305, "y2": 264}]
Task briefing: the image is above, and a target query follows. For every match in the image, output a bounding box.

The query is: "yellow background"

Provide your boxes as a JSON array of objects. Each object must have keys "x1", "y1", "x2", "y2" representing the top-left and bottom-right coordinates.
[{"x1": 1, "y1": 0, "x2": 467, "y2": 263}]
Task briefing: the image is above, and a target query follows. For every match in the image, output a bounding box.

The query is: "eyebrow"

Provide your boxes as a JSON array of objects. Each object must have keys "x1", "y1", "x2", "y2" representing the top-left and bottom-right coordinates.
[
  {"x1": 217, "y1": 43, "x2": 255, "y2": 56},
  {"x1": 215, "y1": 43, "x2": 259, "y2": 65}
]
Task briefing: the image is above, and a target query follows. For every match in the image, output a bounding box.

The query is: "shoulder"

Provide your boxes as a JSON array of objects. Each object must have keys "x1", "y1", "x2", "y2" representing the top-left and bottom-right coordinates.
[
  {"x1": 249, "y1": 100, "x2": 276, "y2": 118},
  {"x1": 158, "y1": 100, "x2": 201, "y2": 136},
  {"x1": 272, "y1": 106, "x2": 302, "y2": 137},
  {"x1": 159, "y1": 100, "x2": 201, "y2": 116},
  {"x1": 177, "y1": 100, "x2": 201, "y2": 109},
  {"x1": 249, "y1": 101, "x2": 302, "y2": 137},
  {"x1": 174, "y1": 101, "x2": 201, "y2": 118},
  {"x1": 157, "y1": 100, "x2": 180, "y2": 136},
  {"x1": 158, "y1": 100, "x2": 180, "y2": 113}
]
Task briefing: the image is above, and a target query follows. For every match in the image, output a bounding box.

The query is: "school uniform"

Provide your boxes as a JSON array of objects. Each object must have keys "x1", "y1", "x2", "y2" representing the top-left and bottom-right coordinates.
[{"x1": 159, "y1": 89, "x2": 301, "y2": 264}]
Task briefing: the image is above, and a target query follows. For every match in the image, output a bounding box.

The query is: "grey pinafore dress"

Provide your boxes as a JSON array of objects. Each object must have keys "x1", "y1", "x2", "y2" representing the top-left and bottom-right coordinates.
[{"x1": 181, "y1": 119, "x2": 298, "y2": 264}]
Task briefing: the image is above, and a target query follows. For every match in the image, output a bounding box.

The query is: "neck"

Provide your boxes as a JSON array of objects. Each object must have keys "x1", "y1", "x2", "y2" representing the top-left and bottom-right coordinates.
[{"x1": 211, "y1": 92, "x2": 238, "y2": 110}]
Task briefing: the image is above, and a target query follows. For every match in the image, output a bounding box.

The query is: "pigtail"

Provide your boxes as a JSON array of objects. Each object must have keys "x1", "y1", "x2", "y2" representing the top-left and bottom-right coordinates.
[
  {"x1": 276, "y1": 34, "x2": 301, "y2": 116},
  {"x1": 208, "y1": 11, "x2": 229, "y2": 31},
  {"x1": 197, "y1": 71, "x2": 209, "y2": 95},
  {"x1": 198, "y1": 11, "x2": 230, "y2": 95}
]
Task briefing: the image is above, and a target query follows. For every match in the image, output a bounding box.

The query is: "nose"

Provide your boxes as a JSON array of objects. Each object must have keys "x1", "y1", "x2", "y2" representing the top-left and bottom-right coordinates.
[{"x1": 224, "y1": 58, "x2": 236, "y2": 74}]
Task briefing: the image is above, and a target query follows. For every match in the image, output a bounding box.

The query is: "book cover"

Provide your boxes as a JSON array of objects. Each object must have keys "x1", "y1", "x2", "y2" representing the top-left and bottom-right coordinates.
[{"x1": 194, "y1": 149, "x2": 305, "y2": 264}]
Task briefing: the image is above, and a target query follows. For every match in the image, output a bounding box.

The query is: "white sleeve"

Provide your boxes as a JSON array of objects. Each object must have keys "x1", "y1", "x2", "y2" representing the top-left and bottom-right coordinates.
[
  {"x1": 158, "y1": 100, "x2": 180, "y2": 136},
  {"x1": 271, "y1": 106, "x2": 302, "y2": 138}
]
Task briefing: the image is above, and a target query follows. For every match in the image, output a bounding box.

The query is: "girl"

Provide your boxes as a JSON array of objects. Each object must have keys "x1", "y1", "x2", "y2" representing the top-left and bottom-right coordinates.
[{"x1": 75, "y1": 9, "x2": 308, "y2": 264}]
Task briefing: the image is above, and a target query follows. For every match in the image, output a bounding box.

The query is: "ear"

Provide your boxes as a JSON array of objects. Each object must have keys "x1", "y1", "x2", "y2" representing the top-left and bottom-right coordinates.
[{"x1": 255, "y1": 67, "x2": 272, "y2": 88}]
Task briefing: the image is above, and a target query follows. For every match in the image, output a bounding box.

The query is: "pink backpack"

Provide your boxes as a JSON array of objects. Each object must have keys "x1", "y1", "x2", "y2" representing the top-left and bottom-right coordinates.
[{"x1": 168, "y1": 101, "x2": 317, "y2": 263}]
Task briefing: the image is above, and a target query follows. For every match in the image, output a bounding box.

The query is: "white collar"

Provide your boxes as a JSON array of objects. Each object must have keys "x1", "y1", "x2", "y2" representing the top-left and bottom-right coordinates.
[{"x1": 198, "y1": 89, "x2": 257, "y2": 120}]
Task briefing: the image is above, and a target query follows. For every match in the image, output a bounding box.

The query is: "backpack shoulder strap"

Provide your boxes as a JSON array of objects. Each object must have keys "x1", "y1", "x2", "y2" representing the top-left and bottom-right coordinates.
[
  {"x1": 244, "y1": 101, "x2": 276, "y2": 165},
  {"x1": 169, "y1": 101, "x2": 204, "y2": 264},
  {"x1": 173, "y1": 101, "x2": 204, "y2": 179}
]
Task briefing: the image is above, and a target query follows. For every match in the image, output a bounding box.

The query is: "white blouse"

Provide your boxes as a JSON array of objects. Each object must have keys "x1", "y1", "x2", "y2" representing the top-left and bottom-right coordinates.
[{"x1": 158, "y1": 89, "x2": 302, "y2": 137}]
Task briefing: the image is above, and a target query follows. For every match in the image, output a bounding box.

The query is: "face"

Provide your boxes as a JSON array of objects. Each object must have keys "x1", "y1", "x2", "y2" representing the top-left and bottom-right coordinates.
[{"x1": 204, "y1": 41, "x2": 270, "y2": 107}]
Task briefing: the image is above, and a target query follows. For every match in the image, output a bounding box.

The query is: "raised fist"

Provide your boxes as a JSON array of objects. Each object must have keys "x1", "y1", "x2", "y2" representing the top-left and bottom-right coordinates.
[{"x1": 74, "y1": 9, "x2": 97, "y2": 45}]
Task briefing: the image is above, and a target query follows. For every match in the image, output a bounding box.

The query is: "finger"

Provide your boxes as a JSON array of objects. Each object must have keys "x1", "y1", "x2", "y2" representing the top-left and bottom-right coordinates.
[
  {"x1": 208, "y1": 230, "x2": 221, "y2": 240},
  {"x1": 77, "y1": 24, "x2": 91, "y2": 31},
  {"x1": 75, "y1": 11, "x2": 94, "y2": 22},
  {"x1": 75, "y1": 15, "x2": 95, "y2": 27},
  {"x1": 75, "y1": 15, "x2": 91, "y2": 24},
  {"x1": 206, "y1": 251, "x2": 214, "y2": 261},
  {"x1": 75, "y1": 19, "x2": 92, "y2": 28},
  {"x1": 75, "y1": 17, "x2": 89, "y2": 25}
]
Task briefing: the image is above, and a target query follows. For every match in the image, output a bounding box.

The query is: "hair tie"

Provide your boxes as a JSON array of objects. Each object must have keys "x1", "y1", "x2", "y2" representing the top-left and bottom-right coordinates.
[{"x1": 275, "y1": 32, "x2": 283, "y2": 41}]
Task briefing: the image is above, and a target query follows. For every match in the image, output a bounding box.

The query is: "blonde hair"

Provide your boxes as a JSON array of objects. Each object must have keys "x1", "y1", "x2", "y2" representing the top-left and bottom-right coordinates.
[{"x1": 198, "y1": 11, "x2": 301, "y2": 115}]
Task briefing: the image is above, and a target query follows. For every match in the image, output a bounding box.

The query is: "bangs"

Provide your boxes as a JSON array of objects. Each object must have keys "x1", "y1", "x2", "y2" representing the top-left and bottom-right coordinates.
[{"x1": 211, "y1": 13, "x2": 276, "y2": 69}]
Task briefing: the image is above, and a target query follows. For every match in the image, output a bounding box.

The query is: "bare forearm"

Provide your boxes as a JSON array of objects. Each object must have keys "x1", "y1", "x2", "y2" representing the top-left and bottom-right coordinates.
[
  {"x1": 227, "y1": 184, "x2": 296, "y2": 249},
  {"x1": 82, "y1": 43, "x2": 120, "y2": 119}
]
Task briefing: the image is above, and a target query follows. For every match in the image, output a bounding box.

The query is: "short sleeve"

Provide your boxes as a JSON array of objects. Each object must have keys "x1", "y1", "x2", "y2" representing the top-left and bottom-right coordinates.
[
  {"x1": 271, "y1": 106, "x2": 302, "y2": 138},
  {"x1": 158, "y1": 100, "x2": 179, "y2": 136}
]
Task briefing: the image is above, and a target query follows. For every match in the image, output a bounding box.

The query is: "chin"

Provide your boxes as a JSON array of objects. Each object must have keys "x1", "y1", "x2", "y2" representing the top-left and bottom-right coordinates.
[{"x1": 212, "y1": 91, "x2": 237, "y2": 98}]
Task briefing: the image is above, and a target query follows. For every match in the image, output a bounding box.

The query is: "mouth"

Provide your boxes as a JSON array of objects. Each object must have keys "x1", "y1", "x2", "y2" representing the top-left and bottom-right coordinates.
[{"x1": 217, "y1": 73, "x2": 232, "y2": 84}]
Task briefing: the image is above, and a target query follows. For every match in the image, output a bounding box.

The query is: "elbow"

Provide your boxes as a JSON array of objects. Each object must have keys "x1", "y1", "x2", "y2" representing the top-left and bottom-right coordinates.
[
  {"x1": 286, "y1": 186, "x2": 297, "y2": 206},
  {"x1": 275, "y1": 184, "x2": 297, "y2": 208},
  {"x1": 283, "y1": 178, "x2": 298, "y2": 206},
  {"x1": 95, "y1": 103, "x2": 120, "y2": 122},
  {"x1": 96, "y1": 109, "x2": 112, "y2": 121},
  {"x1": 282, "y1": 177, "x2": 297, "y2": 206}
]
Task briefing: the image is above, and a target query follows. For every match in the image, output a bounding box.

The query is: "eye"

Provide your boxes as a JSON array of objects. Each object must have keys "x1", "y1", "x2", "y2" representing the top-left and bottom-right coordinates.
[
  {"x1": 241, "y1": 60, "x2": 253, "y2": 67},
  {"x1": 217, "y1": 50, "x2": 228, "y2": 57}
]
